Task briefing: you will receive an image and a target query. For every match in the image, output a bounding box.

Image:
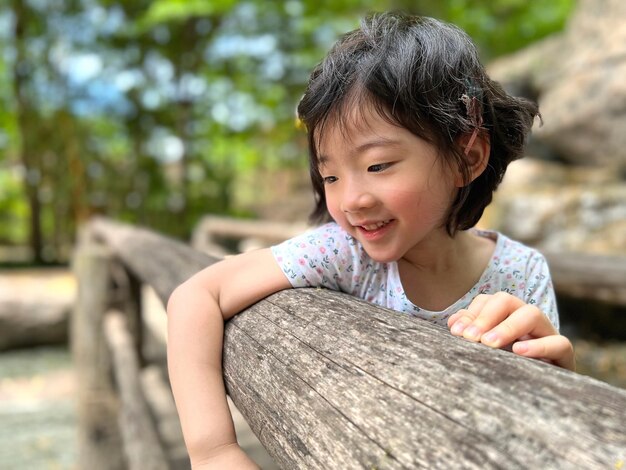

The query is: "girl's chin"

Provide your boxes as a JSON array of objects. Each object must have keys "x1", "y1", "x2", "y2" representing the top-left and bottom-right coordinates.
[{"x1": 361, "y1": 248, "x2": 401, "y2": 264}]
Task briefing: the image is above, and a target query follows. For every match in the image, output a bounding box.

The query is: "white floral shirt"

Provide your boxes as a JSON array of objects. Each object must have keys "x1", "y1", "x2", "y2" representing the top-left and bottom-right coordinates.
[{"x1": 270, "y1": 222, "x2": 559, "y2": 330}]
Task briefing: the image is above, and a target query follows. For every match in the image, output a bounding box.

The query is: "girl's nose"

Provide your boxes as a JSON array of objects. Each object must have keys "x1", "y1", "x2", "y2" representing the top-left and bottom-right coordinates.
[{"x1": 340, "y1": 181, "x2": 377, "y2": 213}]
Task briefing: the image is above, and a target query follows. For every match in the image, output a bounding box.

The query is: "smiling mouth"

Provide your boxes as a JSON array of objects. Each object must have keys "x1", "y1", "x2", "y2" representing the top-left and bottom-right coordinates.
[{"x1": 360, "y1": 220, "x2": 393, "y2": 231}]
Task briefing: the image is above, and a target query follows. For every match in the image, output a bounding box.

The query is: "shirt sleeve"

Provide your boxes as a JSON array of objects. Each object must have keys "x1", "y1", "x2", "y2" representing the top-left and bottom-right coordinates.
[
  {"x1": 270, "y1": 223, "x2": 363, "y2": 293},
  {"x1": 524, "y1": 250, "x2": 560, "y2": 331}
]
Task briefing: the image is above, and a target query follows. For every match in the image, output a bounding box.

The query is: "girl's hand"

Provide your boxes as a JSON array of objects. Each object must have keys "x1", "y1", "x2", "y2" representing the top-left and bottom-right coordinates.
[{"x1": 447, "y1": 292, "x2": 575, "y2": 371}]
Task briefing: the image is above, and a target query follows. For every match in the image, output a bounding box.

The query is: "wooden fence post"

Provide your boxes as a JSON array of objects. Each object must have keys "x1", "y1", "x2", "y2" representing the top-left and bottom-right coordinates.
[
  {"x1": 104, "y1": 311, "x2": 169, "y2": 470},
  {"x1": 71, "y1": 237, "x2": 124, "y2": 470}
]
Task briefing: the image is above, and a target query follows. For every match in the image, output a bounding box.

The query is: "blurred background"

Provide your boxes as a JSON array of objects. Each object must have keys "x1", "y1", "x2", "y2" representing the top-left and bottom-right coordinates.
[
  {"x1": 1, "y1": 0, "x2": 625, "y2": 468},
  {"x1": 0, "y1": 0, "x2": 580, "y2": 263}
]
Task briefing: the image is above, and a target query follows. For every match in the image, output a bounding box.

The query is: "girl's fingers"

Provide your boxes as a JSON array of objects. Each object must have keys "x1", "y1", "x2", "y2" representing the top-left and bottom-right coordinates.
[
  {"x1": 478, "y1": 303, "x2": 557, "y2": 349},
  {"x1": 447, "y1": 293, "x2": 496, "y2": 332},
  {"x1": 450, "y1": 292, "x2": 526, "y2": 341},
  {"x1": 512, "y1": 335, "x2": 576, "y2": 371},
  {"x1": 448, "y1": 293, "x2": 573, "y2": 371}
]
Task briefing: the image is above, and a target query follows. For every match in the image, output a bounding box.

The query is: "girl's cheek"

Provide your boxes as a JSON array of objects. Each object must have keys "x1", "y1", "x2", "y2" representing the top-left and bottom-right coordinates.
[
  {"x1": 325, "y1": 199, "x2": 342, "y2": 221},
  {"x1": 329, "y1": 208, "x2": 344, "y2": 225}
]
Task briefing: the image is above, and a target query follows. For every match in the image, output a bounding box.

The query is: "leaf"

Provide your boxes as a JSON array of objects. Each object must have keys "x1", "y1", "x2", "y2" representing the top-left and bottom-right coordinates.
[{"x1": 137, "y1": 0, "x2": 238, "y2": 29}]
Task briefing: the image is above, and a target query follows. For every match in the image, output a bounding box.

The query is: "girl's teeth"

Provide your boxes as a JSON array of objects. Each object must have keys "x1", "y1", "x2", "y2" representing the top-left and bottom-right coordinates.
[{"x1": 363, "y1": 220, "x2": 389, "y2": 231}]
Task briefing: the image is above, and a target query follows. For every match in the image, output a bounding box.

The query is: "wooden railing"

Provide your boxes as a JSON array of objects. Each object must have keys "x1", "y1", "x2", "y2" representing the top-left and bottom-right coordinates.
[{"x1": 72, "y1": 217, "x2": 626, "y2": 469}]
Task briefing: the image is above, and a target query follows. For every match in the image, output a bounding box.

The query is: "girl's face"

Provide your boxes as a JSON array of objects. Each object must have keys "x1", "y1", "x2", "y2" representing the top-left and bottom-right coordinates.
[{"x1": 317, "y1": 107, "x2": 461, "y2": 263}]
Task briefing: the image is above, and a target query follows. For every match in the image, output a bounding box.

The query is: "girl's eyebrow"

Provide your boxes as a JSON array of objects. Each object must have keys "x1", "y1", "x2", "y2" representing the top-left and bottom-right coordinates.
[
  {"x1": 319, "y1": 137, "x2": 402, "y2": 166},
  {"x1": 352, "y1": 137, "x2": 402, "y2": 156}
]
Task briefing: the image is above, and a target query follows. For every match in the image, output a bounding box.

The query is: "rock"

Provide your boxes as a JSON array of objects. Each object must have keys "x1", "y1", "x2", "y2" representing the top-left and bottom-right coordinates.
[
  {"x1": 482, "y1": 158, "x2": 626, "y2": 254},
  {"x1": 488, "y1": 0, "x2": 626, "y2": 168}
]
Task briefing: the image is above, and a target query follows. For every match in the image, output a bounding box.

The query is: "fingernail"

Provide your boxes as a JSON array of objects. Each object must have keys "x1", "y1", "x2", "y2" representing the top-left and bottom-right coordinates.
[
  {"x1": 515, "y1": 341, "x2": 529, "y2": 354},
  {"x1": 464, "y1": 325, "x2": 481, "y2": 340},
  {"x1": 451, "y1": 321, "x2": 466, "y2": 335},
  {"x1": 482, "y1": 331, "x2": 498, "y2": 345}
]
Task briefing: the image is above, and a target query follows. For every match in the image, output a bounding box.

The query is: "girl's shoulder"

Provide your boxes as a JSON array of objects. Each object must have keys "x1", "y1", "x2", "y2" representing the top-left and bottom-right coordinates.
[{"x1": 474, "y1": 229, "x2": 547, "y2": 266}]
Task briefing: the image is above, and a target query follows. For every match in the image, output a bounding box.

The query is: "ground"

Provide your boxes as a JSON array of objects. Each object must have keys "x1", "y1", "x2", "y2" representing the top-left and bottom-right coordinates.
[{"x1": 0, "y1": 346, "x2": 76, "y2": 469}]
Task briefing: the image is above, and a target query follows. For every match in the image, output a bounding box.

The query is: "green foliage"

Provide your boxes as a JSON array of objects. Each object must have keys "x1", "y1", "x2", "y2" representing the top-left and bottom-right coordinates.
[
  {"x1": 0, "y1": 169, "x2": 28, "y2": 244},
  {"x1": 0, "y1": 0, "x2": 577, "y2": 263},
  {"x1": 138, "y1": 0, "x2": 239, "y2": 28},
  {"x1": 438, "y1": 0, "x2": 577, "y2": 57}
]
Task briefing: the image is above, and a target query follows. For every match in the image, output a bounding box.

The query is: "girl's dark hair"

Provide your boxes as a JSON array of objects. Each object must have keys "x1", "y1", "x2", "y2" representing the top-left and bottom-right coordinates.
[{"x1": 297, "y1": 12, "x2": 539, "y2": 235}]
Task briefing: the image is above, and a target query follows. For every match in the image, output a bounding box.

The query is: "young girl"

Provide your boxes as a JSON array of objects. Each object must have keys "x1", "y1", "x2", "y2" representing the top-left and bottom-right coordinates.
[{"x1": 167, "y1": 12, "x2": 575, "y2": 469}]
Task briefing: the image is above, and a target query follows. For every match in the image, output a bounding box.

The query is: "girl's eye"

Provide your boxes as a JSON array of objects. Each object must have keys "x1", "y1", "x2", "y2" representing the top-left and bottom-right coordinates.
[
  {"x1": 322, "y1": 176, "x2": 338, "y2": 184},
  {"x1": 368, "y1": 162, "x2": 392, "y2": 173}
]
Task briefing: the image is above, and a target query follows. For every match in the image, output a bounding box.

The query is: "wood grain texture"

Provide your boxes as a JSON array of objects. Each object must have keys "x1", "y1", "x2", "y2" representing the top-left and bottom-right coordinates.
[
  {"x1": 225, "y1": 288, "x2": 626, "y2": 469},
  {"x1": 89, "y1": 218, "x2": 626, "y2": 469}
]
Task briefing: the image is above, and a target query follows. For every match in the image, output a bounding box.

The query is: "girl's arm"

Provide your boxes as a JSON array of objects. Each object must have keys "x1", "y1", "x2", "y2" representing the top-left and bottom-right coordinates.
[
  {"x1": 166, "y1": 248, "x2": 291, "y2": 469},
  {"x1": 447, "y1": 292, "x2": 575, "y2": 371}
]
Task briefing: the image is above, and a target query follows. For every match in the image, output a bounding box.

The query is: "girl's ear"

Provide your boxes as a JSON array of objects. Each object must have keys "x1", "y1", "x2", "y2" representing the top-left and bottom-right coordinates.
[{"x1": 454, "y1": 132, "x2": 490, "y2": 188}]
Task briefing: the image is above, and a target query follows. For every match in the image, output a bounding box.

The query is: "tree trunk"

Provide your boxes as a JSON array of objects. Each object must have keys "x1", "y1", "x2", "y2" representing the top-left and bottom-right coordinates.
[{"x1": 11, "y1": 0, "x2": 43, "y2": 263}]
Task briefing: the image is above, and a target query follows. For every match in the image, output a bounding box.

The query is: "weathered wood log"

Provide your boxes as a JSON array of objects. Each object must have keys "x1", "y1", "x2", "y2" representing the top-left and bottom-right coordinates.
[
  {"x1": 0, "y1": 299, "x2": 68, "y2": 350},
  {"x1": 193, "y1": 214, "x2": 307, "y2": 242},
  {"x1": 0, "y1": 268, "x2": 73, "y2": 350},
  {"x1": 104, "y1": 311, "x2": 169, "y2": 470},
  {"x1": 89, "y1": 217, "x2": 217, "y2": 305},
  {"x1": 226, "y1": 289, "x2": 626, "y2": 469},
  {"x1": 544, "y1": 250, "x2": 626, "y2": 306},
  {"x1": 71, "y1": 240, "x2": 125, "y2": 470},
  {"x1": 191, "y1": 215, "x2": 307, "y2": 254},
  {"x1": 89, "y1": 217, "x2": 626, "y2": 469}
]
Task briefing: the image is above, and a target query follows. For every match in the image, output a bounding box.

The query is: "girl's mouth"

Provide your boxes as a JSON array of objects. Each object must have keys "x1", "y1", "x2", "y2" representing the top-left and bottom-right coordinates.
[{"x1": 356, "y1": 219, "x2": 395, "y2": 240}]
